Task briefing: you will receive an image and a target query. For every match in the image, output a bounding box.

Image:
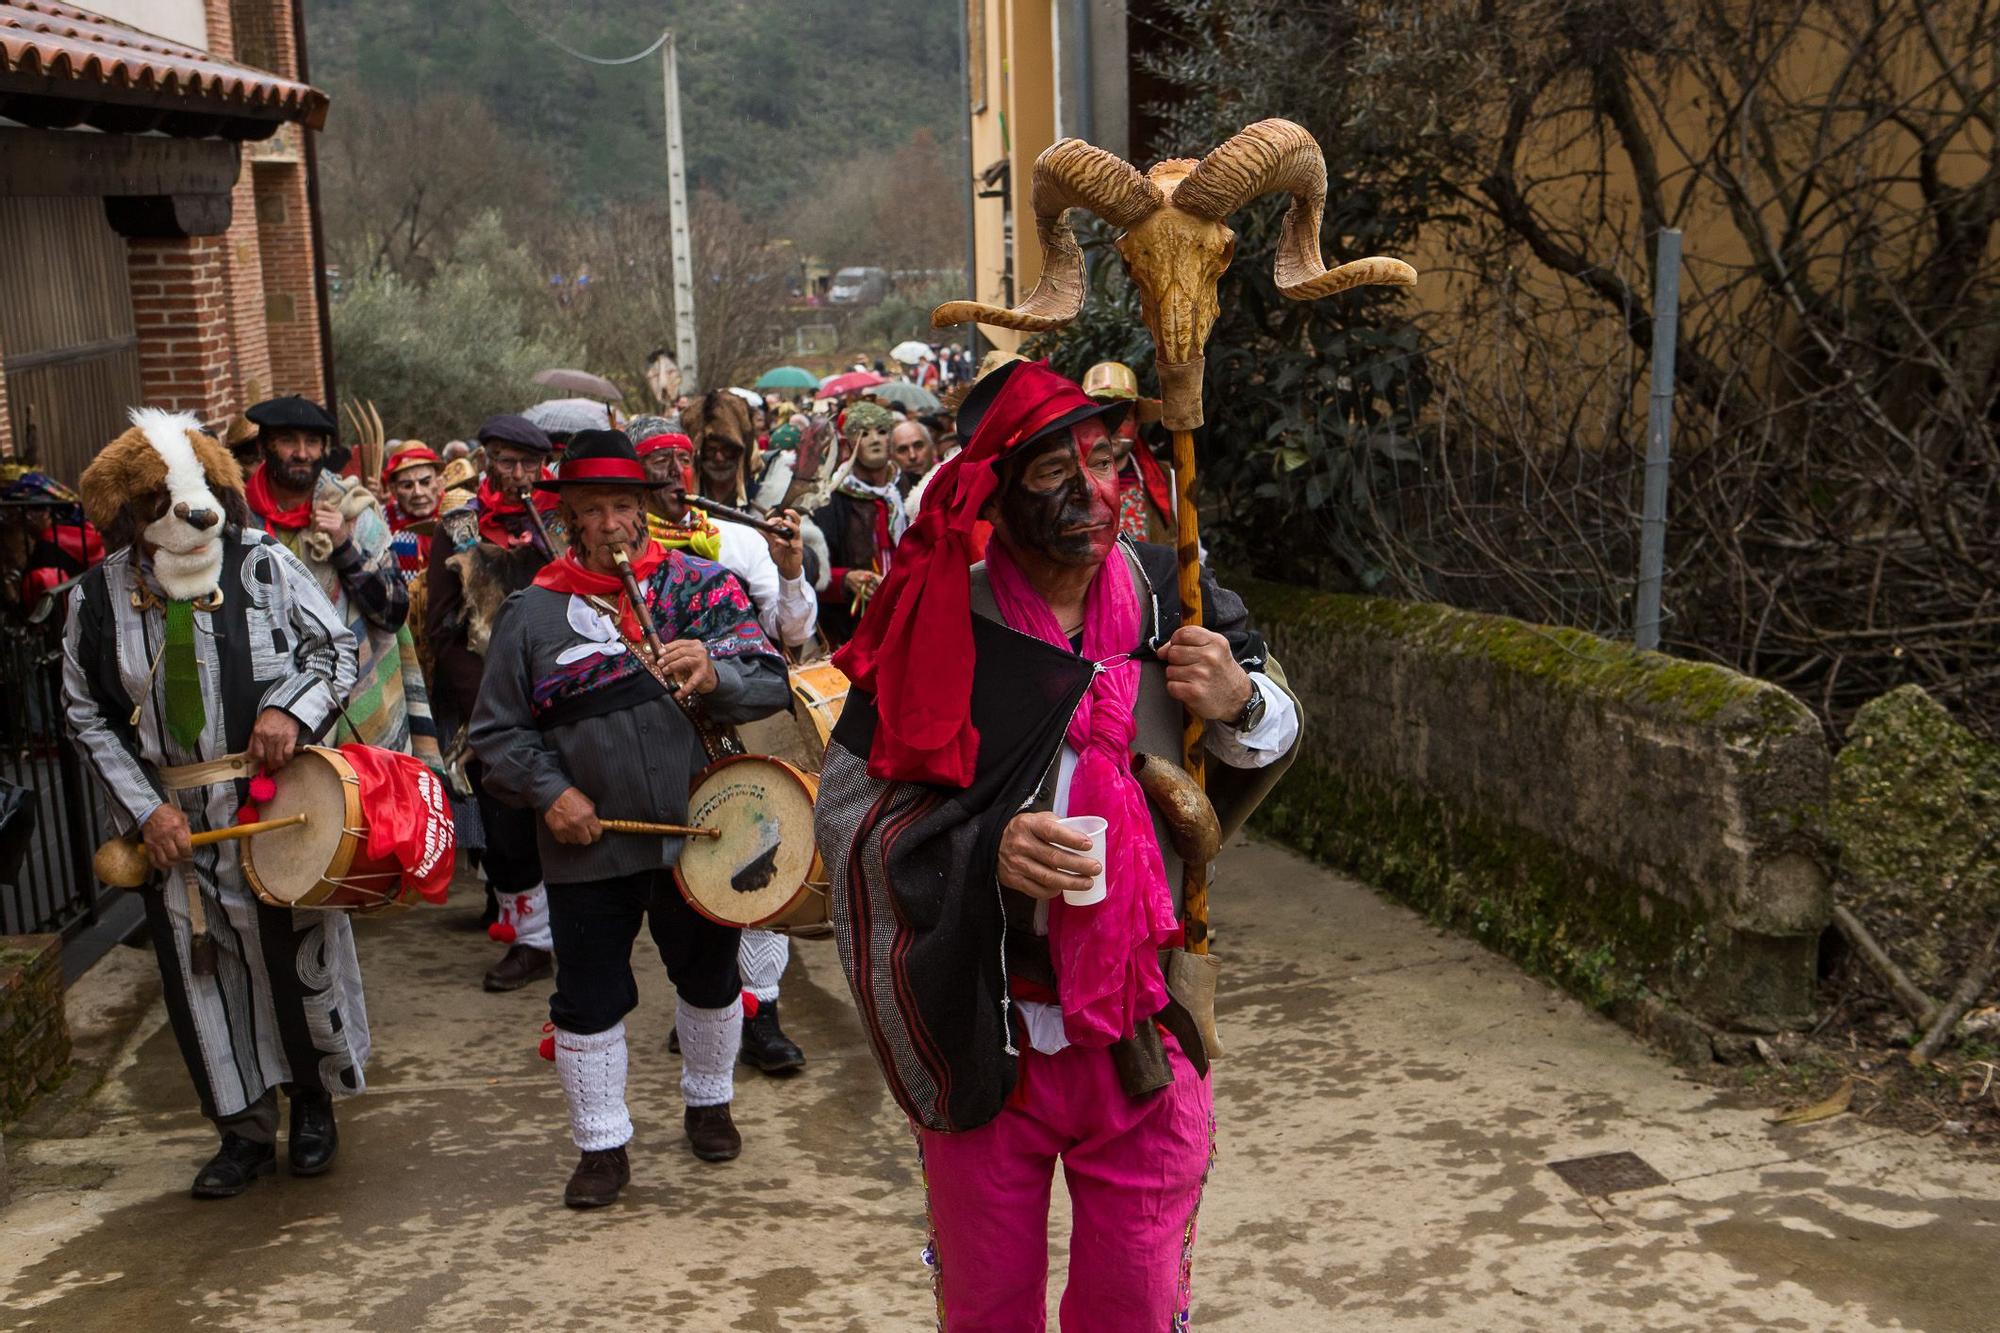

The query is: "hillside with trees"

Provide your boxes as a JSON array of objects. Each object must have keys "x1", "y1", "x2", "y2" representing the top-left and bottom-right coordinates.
[{"x1": 308, "y1": 0, "x2": 969, "y2": 423}]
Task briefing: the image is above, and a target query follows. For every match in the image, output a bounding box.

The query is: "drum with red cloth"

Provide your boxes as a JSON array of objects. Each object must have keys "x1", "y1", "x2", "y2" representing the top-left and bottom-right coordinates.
[{"x1": 241, "y1": 745, "x2": 456, "y2": 913}]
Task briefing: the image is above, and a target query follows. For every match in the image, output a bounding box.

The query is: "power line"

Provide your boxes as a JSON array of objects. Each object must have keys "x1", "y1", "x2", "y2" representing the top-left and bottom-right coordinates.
[{"x1": 493, "y1": 2, "x2": 669, "y2": 66}]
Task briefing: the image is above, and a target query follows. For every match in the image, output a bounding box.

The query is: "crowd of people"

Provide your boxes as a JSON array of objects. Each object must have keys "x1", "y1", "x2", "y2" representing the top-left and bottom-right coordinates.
[{"x1": 33, "y1": 341, "x2": 1302, "y2": 1328}]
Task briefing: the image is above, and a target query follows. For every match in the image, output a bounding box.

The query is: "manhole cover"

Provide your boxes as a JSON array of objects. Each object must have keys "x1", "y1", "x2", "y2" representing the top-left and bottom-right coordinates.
[{"x1": 1547, "y1": 1151, "x2": 1669, "y2": 1197}]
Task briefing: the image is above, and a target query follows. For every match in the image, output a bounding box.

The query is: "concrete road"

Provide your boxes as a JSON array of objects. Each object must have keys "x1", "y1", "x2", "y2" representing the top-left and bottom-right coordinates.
[{"x1": 4, "y1": 834, "x2": 1997, "y2": 1331}]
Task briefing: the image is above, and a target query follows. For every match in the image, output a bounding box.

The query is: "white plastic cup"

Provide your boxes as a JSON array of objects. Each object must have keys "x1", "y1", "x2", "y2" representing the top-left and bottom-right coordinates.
[{"x1": 1054, "y1": 815, "x2": 1109, "y2": 907}]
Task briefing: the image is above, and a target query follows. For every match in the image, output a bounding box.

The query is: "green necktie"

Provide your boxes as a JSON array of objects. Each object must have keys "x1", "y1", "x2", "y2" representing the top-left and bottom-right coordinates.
[{"x1": 161, "y1": 599, "x2": 205, "y2": 751}]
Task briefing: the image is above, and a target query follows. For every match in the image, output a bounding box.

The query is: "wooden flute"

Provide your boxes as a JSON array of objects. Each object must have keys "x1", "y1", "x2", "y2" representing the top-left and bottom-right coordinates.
[{"x1": 688, "y1": 494, "x2": 797, "y2": 541}]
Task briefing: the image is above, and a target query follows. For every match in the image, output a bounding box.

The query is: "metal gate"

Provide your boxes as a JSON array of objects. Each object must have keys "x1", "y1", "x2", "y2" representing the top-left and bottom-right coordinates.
[
  {"x1": 0, "y1": 607, "x2": 115, "y2": 941},
  {"x1": 0, "y1": 196, "x2": 144, "y2": 483}
]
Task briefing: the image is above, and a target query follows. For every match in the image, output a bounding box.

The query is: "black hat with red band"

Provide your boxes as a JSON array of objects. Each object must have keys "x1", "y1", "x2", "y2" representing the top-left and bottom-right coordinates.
[{"x1": 532, "y1": 429, "x2": 652, "y2": 492}]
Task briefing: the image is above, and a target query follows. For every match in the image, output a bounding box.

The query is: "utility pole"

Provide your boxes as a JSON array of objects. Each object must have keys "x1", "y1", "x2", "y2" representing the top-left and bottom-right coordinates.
[
  {"x1": 1633, "y1": 228, "x2": 1682, "y2": 652},
  {"x1": 662, "y1": 31, "x2": 699, "y2": 391}
]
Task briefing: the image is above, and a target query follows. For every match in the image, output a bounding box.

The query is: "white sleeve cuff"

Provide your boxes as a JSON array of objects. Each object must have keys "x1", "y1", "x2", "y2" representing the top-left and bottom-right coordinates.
[{"x1": 1204, "y1": 671, "x2": 1299, "y2": 769}]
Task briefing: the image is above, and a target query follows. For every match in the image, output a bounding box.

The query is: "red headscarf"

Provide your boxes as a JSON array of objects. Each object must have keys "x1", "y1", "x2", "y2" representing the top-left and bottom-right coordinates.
[{"x1": 833, "y1": 361, "x2": 1109, "y2": 787}]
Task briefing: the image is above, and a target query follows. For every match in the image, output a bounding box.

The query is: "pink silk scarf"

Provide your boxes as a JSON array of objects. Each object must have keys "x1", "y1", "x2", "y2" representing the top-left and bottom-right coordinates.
[{"x1": 985, "y1": 542, "x2": 1178, "y2": 1047}]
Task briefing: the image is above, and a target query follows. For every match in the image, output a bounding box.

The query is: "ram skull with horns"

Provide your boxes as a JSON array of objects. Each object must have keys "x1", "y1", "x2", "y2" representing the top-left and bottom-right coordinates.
[{"x1": 933, "y1": 118, "x2": 1416, "y2": 430}]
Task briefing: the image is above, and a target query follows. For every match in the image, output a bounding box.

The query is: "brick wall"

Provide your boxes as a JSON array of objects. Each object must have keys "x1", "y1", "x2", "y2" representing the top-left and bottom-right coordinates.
[
  {"x1": 128, "y1": 235, "x2": 236, "y2": 421},
  {"x1": 203, "y1": 0, "x2": 235, "y2": 59},
  {"x1": 255, "y1": 160, "x2": 322, "y2": 400},
  {"x1": 230, "y1": 0, "x2": 298, "y2": 79},
  {"x1": 223, "y1": 170, "x2": 273, "y2": 408},
  {"x1": 0, "y1": 935, "x2": 72, "y2": 1122}
]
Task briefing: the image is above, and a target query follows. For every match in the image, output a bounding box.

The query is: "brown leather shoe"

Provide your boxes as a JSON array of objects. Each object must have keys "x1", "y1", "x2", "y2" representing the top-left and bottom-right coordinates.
[
  {"x1": 563, "y1": 1145, "x2": 630, "y2": 1208},
  {"x1": 484, "y1": 944, "x2": 552, "y2": 992},
  {"x1": 684, "y1": 1103, "x2": 741, "y2": 1162}
]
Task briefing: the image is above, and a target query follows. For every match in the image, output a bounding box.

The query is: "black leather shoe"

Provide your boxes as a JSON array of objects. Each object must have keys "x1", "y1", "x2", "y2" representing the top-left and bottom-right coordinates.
[
  {"x1": 740, "y1": 1001, "x2": 806, "y2": 1075},
  {"x1": 564, "y1": 1145, "x2": 631, "y2": 1208},
  {"x1": 484, "y1": 944, "x2": 552, "y2": 992},
  {"x1": 684, "y1": 1103, "x2": 741, "y2": 1162},
  {"x1": 288, "y1": 1092, "x2": 339, "y2": 1177},
  {"x1": 190, "y1": 1134, "x2": 276, "y2": 1199}
]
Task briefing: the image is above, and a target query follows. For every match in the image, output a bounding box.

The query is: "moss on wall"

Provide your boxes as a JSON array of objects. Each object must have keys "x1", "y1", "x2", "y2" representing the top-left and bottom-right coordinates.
[
  {"x1": 1831, "y1": 684, "x2": 2000, "y2": 989},
  {"x1": 1252, "y1": 757, "x2": 1706, "y2": 1013},
  {"x1": 1236, "y1": 578, "x2": 1772, "y2": 728},
  {"x1": 1232, "y1": 579, "x2": 1831, "y2": 1035}
]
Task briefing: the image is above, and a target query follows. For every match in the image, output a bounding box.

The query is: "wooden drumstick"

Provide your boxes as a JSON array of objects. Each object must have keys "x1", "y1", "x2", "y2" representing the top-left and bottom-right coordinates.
[
  {"x1": 93, "y1": 813, "x2": 310, "y2": 888},
  {"x1": 599, "y1": 819, "x2": 721, "y2": 839}
]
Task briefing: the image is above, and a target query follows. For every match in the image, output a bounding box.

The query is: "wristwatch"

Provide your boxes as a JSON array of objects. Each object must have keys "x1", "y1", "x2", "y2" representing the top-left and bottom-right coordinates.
[{"x1": 1229, "y1": 679, "x2": 1267, "y2": 733}]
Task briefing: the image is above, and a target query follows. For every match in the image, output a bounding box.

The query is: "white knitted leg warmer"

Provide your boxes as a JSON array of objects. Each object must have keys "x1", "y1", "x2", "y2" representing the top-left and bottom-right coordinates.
[
  {"x1": 738, "y1": 930, "x2": 789, "y2": 1004},
  {"x1": 676, "y1": 996, "x2": 741, "y2": 1108},
  {"x1": 554, "y1": 1022, "x2": 632, "y2": 1151},
  {"x1": 504, "y1": 884, "x2": 553, "y2": 951}
]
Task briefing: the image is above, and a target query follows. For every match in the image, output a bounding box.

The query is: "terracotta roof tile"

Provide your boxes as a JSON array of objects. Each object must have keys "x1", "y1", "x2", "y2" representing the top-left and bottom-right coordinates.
[{"x1": 0, "y1": 0, "x2": 328, "y2": 130}]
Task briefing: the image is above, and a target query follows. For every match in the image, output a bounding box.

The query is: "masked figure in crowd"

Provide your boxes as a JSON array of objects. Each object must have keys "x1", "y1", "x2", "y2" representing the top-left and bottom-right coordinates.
[
  {"x1": 810, "y1": 401, "x2": 908, "y2": 644},
  {"x1": 468, "y1": 430, "x2": 790, "y2": 1208},
  {"x1": 1081, "y1": 362, "x2": 1177, "y2": 544},
  {"x1": 425, "y1": 413, "x2": 566, "y2": 992},
  {"x1": 381, "y1": 442, "x2": 444, "y2": 575},
  {"x1": 815, "y1": 361, "x2": 1301, "y2": 1329},
  {"x1": 239, "y1": 395, "x2": 435, "y2": 769},
  {"x1": 64, "y1": 410, "x2": 364, "y2": 1199},
  {"x1": 679, "y1": 390, "x2": 758, "y2": 510}
]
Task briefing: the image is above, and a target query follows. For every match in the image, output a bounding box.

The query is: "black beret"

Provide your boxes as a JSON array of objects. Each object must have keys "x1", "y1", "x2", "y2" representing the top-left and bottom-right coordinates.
[
  {"x1": 476, "y1": 413, "x2": 554, "y2": 454},
  {"x1": 246, "y1": 395, "x2": 336, "y2": 436}
]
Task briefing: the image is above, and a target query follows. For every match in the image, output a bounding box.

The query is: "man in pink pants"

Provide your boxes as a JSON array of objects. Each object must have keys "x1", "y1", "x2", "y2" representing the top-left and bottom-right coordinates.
[{"x1": 815, "y1": 361, "x2": 1300, "y2": 1328}]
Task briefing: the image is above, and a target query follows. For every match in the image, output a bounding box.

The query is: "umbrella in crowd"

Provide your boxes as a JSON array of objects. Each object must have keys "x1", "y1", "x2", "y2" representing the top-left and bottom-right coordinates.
[
  {"x1": 755, "y1": 365, "x2": 820, "y2": 391},
  {"x1": 872, "y1": 380, "x2": 941, "y2": 412},
  {"x1": 888, "y1": 340, "x2": 932, "y2": 365},
  {"x1": 727, "y1": 387, "x2": 765, "y2": 408},
  {"x1": 532, "y1": 367, "x2": 624, "y2": 402},
  {"x1": 525, "y1": 397, "x2": 616, "y2": 436},
  {"x1": 819, "y1": 370, "x2": 886, "y2": 398}
]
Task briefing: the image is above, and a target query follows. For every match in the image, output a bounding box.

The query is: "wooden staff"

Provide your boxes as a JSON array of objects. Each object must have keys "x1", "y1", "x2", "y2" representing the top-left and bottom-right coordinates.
[
  {"x1": 1171, "y1": 428, "x2": 1210, "y2": 950},
  {"x1": 600, "y1": 819, "x2": 721, "y2": 838}
]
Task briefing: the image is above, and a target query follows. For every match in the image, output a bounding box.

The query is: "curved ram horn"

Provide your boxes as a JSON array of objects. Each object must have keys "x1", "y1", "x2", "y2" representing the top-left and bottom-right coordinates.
[
  {"x1": 934, "y1": 138, "x2": 1164, "y2": 331},
  {"x1": 1174, "y1": 118, "x2": 1418, "y2": 301}
]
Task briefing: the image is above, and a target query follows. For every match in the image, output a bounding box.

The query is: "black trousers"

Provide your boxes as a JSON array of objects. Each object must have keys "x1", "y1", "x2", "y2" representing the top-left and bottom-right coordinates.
[
  {"x1": 472, "y1": 763, "x2": 543, "y2": 894},
  {"x1": 547, "y1": 868, "x2": 741, "y2": 1034}
]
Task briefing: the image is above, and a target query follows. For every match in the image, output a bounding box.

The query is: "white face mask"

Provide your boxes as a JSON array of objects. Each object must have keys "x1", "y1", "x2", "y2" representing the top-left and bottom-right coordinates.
[{"x1": 131, "y1": 409, "x2": 228, "y2": 600}]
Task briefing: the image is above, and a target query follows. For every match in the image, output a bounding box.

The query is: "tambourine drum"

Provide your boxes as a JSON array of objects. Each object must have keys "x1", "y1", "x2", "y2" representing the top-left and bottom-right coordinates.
[
  {"x1": 241, "y1": 746, "x2": 415, "y2": 913},
  {"x1": 674, "y1": 755, "x2": 828, "y2": 932},
  {"x1": 734, "y1": 659, "x2": 850, "y2": 776},
  {"x1": 789, "y1": 660, "x2": 849, "y2": 763}
]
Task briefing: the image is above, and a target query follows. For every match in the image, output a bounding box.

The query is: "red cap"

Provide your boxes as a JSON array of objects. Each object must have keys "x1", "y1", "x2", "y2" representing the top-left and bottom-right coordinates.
[
  {"x1": 635, "y1": 431, "x2": 693, "y2": 456},
  {"x1": 382, "y1": 445, "x2": 441, "y2": 479}
]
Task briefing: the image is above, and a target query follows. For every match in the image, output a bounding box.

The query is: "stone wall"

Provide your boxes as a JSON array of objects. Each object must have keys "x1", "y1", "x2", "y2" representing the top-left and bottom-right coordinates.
[
  {"x1": 0, "y1": 934, "x2": 71, "y2": 1123},
  {"x1": 1239, "y1": 583, "x2": 1835, "y2": 1054}
]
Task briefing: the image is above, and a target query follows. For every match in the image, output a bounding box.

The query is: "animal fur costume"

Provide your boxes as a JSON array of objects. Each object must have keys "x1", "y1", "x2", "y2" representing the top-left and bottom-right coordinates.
[{"x1": 63, "y1": 409, "x2": 370, "y2": 1140}]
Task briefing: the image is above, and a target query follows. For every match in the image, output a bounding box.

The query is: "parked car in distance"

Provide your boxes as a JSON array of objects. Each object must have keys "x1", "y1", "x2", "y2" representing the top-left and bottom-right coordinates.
[{"x1": 828, "y1": 266, "x2": 888, "y2": 306}]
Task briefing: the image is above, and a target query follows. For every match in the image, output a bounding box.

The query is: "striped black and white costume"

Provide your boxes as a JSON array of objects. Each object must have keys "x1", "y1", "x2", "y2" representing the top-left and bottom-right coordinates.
[{"x1": 61, "y1": 529, "x2": 370, "y2": 1130}]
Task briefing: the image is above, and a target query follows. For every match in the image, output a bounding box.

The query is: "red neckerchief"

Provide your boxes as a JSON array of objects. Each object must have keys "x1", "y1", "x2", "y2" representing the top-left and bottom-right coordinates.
[
  {"x1": 244, "y1": 465, "x2": 312, "y2": 531},
  {"x1": 1127, "y1": 443, "x2": 1174, "y2": 524},
  {"x1": 475, "y1": 473, "x2": 557, "y2": 549},
  {"x1": 531, "y1": 537, "x2": 667, "y2": 644}
]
